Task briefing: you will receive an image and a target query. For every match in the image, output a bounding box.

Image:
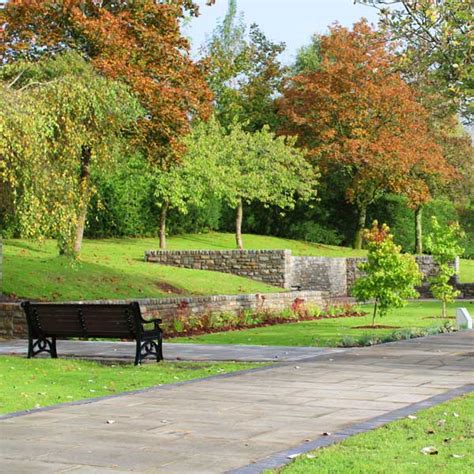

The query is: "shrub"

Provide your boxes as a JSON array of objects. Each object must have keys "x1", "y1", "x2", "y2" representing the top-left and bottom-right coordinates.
[
  {"x1": 425, "y1": 217, "x2": 464, "y2": 318},
  {"x1": 352, "y1": 221, "x2": 422, "y2": 326}
]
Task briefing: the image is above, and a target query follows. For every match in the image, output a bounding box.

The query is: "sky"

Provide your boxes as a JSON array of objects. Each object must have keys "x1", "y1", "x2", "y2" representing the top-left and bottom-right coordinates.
[{"x1": 185, "y1": 0, "x2": 380, "y2": 63}]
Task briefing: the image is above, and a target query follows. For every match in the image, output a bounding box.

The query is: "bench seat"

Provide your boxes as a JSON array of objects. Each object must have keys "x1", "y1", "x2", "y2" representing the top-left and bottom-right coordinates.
[{"x1": 21, "y1": 301, "x2": 163, "y2": 365}]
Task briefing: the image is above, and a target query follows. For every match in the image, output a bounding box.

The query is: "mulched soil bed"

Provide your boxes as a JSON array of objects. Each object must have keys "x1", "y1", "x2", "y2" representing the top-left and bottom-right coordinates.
[
  {"x1": 165, "y1": 310, "x2": 368, "y2": 338},
  {"x1": 422, "y1": 316, "x2": 456, "y2": 320},
  {"x1": 351, "y1": 324, "x2": 401, "y2": 329}
]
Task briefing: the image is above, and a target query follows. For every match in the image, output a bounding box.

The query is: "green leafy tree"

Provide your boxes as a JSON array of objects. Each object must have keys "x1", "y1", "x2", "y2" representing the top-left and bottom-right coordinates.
[
  {"x1": 425, "y1": 217, "x2": 465, "y2": 318},
  {"x1": 181, "y1": 118, "x2": 318, "y2": 249},
  {"x1": 352, "y1": 221, "x2": 422, "y2": 326},
  {"x1": 203, "y1": 1, "x2": 286, "y2": 131},
  {"x1": 358, "y1": 0, "x2": 473, "y2": 120},
  {"x1": 0, "y1": 53, "x2": 142, "y2": 255}
]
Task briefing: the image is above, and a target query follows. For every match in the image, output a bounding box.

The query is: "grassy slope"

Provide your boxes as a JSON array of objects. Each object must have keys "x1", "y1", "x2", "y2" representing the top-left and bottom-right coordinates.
[
  {"x1": 0, "y1": 356, "x2": 260, "y2": 414},
  {"x1": 279, "y1": 393, "x2": 474, "y2": 474},
  {"x1": 3, "y1": 238, "x2": 281, "y2": 301},
  {"x1": 2, "y1": 233, "x2": 471, "y2": 301},
  {"x1": 459, "y1": 258, "x2": 474, "y2": 283},
  {"x1": 172, "y1": 301, "x2": 470, "y2": 347}
]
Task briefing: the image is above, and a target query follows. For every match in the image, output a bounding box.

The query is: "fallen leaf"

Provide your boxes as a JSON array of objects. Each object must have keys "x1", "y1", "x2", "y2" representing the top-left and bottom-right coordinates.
[
  {"x1": 420, "y1": 446, "x2": 438, "y2": 455},
  {"x1": 407, "y1": 415, "x2": 417, "y2": 420},
  {"x1": 437, "y1": 419, "x2": 446, "y2": 426},
  {"x1": 306, "y1": 454, "x2": 316, "y2": 459},
  {"x1": 453, "y1": 412, "x2": 459, "y2": 418},
  {"x1": 287, "y1": 453, "x2": 301, "y2": 459},
  {"x1": 106, "y1": 420, "x2": 115, "y2": 424},
  {"x1": 452, "y1": 454, "x2": 464, "y2": 459}
]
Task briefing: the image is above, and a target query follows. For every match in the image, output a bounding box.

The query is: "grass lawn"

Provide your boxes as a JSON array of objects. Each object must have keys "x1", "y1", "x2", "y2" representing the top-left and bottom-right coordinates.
[
  {"x1": 459, "y1": 258, "x2": 474, "y2": 283},
  {"x1": 2, "y1": 237, "x2": 281, "y2": 301},
  {"x1": 2, "y1": 233, "x2": 472, "y2": 301},
  {"x1": 0, "y1": 356, "x2": 261, "y2": 414},
  {"x1": 278, "y1": 393, "x2": 474, "y2": 474},
  {"x1": 172, "y1": 301, "x2": 470, "y2": 347}
]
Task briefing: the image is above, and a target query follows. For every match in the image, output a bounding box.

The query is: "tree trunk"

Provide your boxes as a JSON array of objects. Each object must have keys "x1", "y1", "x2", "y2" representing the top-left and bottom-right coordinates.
[
  {"x1": 235, "y1": 198, "x2": 244, "y2": 250},
  {"x1": 353, "y1": 205, "x2": 367, "y2": 250},
  {"x1": 442, "y1": 300, "x2": 447, "y2": 319},
  {"x1": 372, "y1": 299, "x2": 378, "y2": 327},
  {"x1": 73, "y1": 146, "x2": 92, "y2": 255},
  {"x1": 415, "y1": 206, "x2": 423, "y2": 254},
  {"x1": 159, "y1": 202, "x2": 169, "y2": 250}
]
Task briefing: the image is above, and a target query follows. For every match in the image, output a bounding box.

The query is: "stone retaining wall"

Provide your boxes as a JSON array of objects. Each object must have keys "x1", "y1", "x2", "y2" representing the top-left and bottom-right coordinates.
[
  {"x1": 0, "y1": 290, "x2": 328, "y2": 339},
  {"x1": 289, "y1": 257, "x2": 347, "y2": 296},
  {"x1": 145, "y1": 250, "x2": 292, "y2": 288},
  {"x1": 146, "y1": 249, "x2": 459, "y2": 298}
]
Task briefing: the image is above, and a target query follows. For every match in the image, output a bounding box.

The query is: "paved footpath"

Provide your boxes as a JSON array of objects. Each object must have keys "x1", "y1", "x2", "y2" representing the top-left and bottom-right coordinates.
[
  {"x1": 0, "y1": 339, "x2": 342, "y2": 362},
  {"x1": 1, "y1": 331, "x2": 473, "y2": 473}
]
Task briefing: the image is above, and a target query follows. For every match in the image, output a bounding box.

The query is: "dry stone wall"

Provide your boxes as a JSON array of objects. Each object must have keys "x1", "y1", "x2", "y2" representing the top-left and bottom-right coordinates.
[
  {"x1": 0, "y1": 290, "x2": 328, "y2": 339},
  {"x1": 146, "y1": 249, "x2": 460, "y2": 298},
  {"x1": 289, "y1": 257, "x2": 347, "y2": 296},
  {"x1": 145, "y1": 249, "x2": 292, "y2": 288}
]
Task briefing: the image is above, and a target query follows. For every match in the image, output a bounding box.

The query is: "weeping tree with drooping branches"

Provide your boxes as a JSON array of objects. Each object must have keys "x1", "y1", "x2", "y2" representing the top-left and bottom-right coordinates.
[
  {"x1": 0, "y1": 0, "x2": 212, "y2": 252},
  {"x1": 0, "y1": 53, "x2": 143, "y2": 255}
]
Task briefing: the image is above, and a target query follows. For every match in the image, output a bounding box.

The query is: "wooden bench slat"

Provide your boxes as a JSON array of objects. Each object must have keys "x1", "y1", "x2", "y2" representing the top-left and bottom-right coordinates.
[{"x1": 22, "y1": 301, "x2": 163, "y2": 365}]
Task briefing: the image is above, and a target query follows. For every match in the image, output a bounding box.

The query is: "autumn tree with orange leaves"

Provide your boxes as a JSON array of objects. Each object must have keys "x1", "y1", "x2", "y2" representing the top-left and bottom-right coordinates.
[
  {"x1": 279, "y1": 20, "x2": 455, "y2": 249},
  {"x1": 0, "y1": 0, "x2": 212, "y2": 254}
]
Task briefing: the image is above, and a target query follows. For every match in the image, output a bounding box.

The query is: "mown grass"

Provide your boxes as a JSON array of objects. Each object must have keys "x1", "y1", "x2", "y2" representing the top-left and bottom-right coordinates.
[
  {"x1": 172, "y1": 301, "x2": 470, "y2": 347},
  {"x1": 0, "y1": 356, "x2": 261, "y2": 414},
  {"x1": 2, "y1": 233, "x2": 471, "y2": 301},
  {"x1": 459, "y1": 258, "x2": 474, "y2": 283},
  {"x1": 277, "y1": 393, "x2": 474, "y2": 474},
  {"x1": 2, "y1": 237, "x2": 281, "y2": 301}
]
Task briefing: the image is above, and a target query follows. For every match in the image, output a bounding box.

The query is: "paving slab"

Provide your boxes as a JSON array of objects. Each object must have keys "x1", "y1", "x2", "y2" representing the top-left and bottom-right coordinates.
[
  {"x1": 0, "y1": 339, "x2": 342, "y2": 362},
  {"x1": 0, "y1": 331, "x2": 473, "y2": 473}
]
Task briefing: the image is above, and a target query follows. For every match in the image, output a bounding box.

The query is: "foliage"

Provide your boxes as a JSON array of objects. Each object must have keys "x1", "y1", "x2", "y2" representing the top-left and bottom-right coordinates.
[
  {"x1": 358, "y1": 0, "x2": 473, "y2": 121},
  {"x1": 279, "y1": 21, "x2": 454, "y2": 248},
  {"x1": 0, "y1": 357, "x2": 258, "y2": 414},
  {"x1": 163, "y1": 302, "x2": 364, "y2": 338},
  {"x1": 182, "y1": 119, "x2": 318, "y2": 248},
  {"x1": 425, "y1": 217, "x2": 465, "y2": 318},
  {"x1": 0, "y1": 0, "x2": 212, "y2": 164},
  {"x1": 351, "y1": 222, "x2": 422, "y2": 325},
  {"x1": 0, "y1": 53, "x2": 142, "y2": 254},
  {"x1": 202, "y1": 2, "x2": 286, "y2": 131}
]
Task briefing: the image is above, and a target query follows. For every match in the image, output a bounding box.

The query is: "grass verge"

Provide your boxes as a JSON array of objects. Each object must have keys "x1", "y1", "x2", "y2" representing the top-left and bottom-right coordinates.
[
  {"x1": 2, "y1": 238, "x2": 281, "y2": 301},
  {"x1": 171, "y1": 301, "x2": 471, "y2": 347},
  {"x1": 2, "y1": 234, "x2": 471, "y2": 301},
  {"x1": 277, "y1": 393, "x2": 474, "y2": 474},
  {"x1": 0, "y1": 356, "x2": 262, "y2": 414}
]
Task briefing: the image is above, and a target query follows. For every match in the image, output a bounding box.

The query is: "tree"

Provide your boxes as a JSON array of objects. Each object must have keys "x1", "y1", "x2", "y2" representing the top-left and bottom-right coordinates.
[
  {"x1": 203, "y1": 0, "x2": 286, "y2": 131},
  {"x1": 182, "y1": 119, "x2": 317, "y2": 249},
  {"x1": 279, "y1": 21, "x2": 452, "y2": 249},
  {"x1": 357, "y1": 1, "x2": 473, "y2": 121},
  {"x1": 425, "y1": 217, "x2": 465, "y2": 318},
  {"x1": 352, "y1": 221, "x2": 422, "y2": 326},
  {"x1": 0, "y1": 53, "x2": 142, "y2": 255},
  {"x1": 0, "y1": 0, "x2": 212, "y2": 244}
]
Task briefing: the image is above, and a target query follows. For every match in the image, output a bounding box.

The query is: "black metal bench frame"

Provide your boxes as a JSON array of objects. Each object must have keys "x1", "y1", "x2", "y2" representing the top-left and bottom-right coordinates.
[{"x1": 21, "y1": 301, "x2": 163, "y2": 365}]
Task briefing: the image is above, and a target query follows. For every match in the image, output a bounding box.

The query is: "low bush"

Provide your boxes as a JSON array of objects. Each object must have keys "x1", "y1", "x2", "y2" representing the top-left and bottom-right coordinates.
[{"x1": 161, "y1": 299, "x2": 366, "y2": 338}]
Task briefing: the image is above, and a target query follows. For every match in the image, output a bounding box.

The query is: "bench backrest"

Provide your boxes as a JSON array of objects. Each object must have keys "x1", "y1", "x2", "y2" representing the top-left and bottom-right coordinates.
[{"x1": 22, "y1": 302, "x2": 143, "y2": 339}]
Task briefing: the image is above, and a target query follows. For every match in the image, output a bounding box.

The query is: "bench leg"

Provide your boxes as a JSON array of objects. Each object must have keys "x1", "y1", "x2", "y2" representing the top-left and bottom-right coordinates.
[
  {"x1": 157, "y1": 329, "x2": 164, "y2": 362},
  {"x1": 28, "y1": 337, "x2": 57, "y2": 359},
  {"x1": 135, "y1": 336, "x2": 163, "y2": 365}
]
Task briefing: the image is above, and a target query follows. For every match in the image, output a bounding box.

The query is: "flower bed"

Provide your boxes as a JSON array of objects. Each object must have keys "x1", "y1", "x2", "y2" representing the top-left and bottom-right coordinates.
[{"x1": 161, "y1": 300, "x2": 367, "y2": 338}]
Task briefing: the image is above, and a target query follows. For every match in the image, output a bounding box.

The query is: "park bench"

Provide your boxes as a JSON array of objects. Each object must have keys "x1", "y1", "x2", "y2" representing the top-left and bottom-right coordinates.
[{"x1": 21, "y1": 301, "x2": 163, "y2": 365}]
